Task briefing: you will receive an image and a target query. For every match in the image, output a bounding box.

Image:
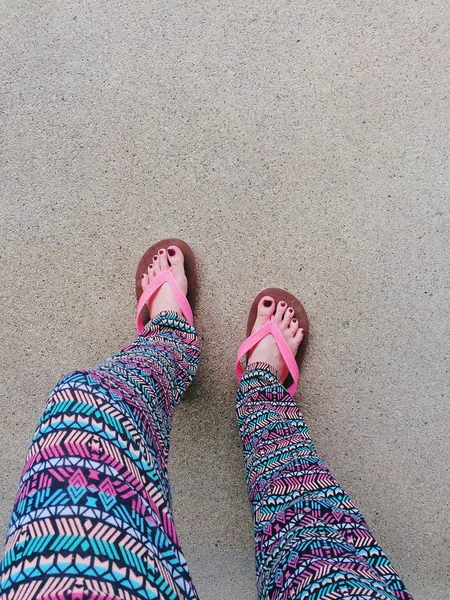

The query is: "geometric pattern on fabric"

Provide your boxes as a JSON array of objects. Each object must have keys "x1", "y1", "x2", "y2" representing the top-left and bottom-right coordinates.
[
  {"x1": 236, "y1": 363, "x2": 415, "y2": 600},
  {"x1": 0, "y1": 312, "x2": 200, "y2": 600}
]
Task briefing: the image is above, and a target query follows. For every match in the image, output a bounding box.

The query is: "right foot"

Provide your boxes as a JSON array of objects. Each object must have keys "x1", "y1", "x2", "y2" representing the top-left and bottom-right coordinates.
[
  {"x1": 141, "y1": 245, "x2": 188, "y2": 320},
  {"x1": 247, "y1": 296, "x2": 304, "y2": 382}
]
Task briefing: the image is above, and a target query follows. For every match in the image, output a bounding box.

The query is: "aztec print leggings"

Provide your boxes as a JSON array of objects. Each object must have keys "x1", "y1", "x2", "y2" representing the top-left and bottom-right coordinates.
[{"x1": 1, "y1": 313, "x2": 413, "y2": 600}]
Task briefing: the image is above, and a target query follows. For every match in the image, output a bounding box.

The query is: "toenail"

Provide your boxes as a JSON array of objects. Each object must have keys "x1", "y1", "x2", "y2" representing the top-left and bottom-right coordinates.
[
  {"x1": 153, "y1": 255, "x2": 158, "y2": 261},
  {"x1": 263, "y1": 299, "x2": 272, "y2": 307},
  {"x1": 288, "y1": 308, "x2": 294, "y2": 313},
  {"x1": 280, "y1": 302, "x2": 286, "y2": 307},
  {"x1": 293, "y1": 319, "x2": 297, "y2": 323},
  {"x1": 159, "y1": 249, "x2": 164, "y2": 254},
  {"x1": 168, "y1": 248, "x2": 176, "y2": 256}
]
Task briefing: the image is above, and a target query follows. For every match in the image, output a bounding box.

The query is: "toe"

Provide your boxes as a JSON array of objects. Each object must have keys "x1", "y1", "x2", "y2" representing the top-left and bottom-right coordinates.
[
  {"x1": 141, "y1": 273, "x2": 149, "y2": 291},
  {"x1": 167, "y1": 245, "x2": 185, "y2": 281},
  {"x1": 256, "y1": 296, "x2": 276, "y2": 321},
  {"x1": 158, "y1": 248, "x2": 169, "y2": 271},
  {"x1": 167, "y1": 245, "x2": 184, "y2": 267},
  {"x1": 294, "y1": 328, "x2": 304, "y2": 344},
  {"x1": 274, "y1": 300, "x2": 288, "y2": 325},
  {"x1": 166, "y1": 245, "x2": 188, "y2": 295},
  {"x1": 290, "y1": 318, "x2": 299, "y2": 335},
  {"x1": 283, "y1": 306, "x2": 295, "y2": 326},
  {"x1": 147, "y1": 264, "x2": 155, "y2": 281},
  {"x1": 153, "y1": 254, "x2": 161, "y2": 275}
]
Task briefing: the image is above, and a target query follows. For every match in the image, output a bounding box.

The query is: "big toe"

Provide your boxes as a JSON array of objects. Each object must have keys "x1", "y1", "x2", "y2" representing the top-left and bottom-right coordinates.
[
  {"x1": 167, "y1": 245, "x2": 184, "y2": 270},
  {"x1": 255, "y1": 296, "x2": 276, "y2": 324},
  {"x1": 167, "y1": 245, "x2": 188, "y2": 295}
]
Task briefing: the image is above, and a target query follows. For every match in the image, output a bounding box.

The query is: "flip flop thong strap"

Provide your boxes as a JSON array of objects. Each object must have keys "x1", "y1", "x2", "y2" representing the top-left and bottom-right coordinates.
[
  {"x1": 235, "y1": 317, "x2": 299, "y2": 395},
  {"x1": 136, "y1": 268, "x2": 194, "y2": 333}
]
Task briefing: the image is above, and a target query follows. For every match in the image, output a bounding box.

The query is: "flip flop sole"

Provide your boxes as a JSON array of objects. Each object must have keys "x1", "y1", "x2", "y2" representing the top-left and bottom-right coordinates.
[
  {"x1": 135, "y1": 238, "x2": 197, "y2": 328},
  {"x1": 247, "y1": 287, "x2": 309, "y2": 389}
]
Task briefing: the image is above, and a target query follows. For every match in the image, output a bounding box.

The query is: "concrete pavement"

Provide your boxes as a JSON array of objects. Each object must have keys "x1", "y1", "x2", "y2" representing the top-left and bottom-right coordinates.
[{"x1": 1, "y1": 1, "x2": 449, "y2": 598}]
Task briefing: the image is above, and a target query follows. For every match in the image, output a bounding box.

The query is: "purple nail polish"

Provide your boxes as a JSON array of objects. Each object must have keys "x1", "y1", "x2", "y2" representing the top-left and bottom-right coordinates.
[
  {"x1": 280, "y1": 302, "x2": 286, "y2": 307},
  {"x1": 168, "y1": 248, "x2": 176, "y2": 257},
  {"x1": 263, "y1": 299, "x2": 272, "y2": 307},
  {"x1": 159, "y1": 249, "x2": 164, "y2": 254},
  {"x1": 293, "y1": 319, "x2": 297, "y2": 323},
  {"x1": 288, "y1": 308, "x2": 294, "y2": 313},
  {"x1": 153, "y1": 255, "x2": 158, "y2": 261}
]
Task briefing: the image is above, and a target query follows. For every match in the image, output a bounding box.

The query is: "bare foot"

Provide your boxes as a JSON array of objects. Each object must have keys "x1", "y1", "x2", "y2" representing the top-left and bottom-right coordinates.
[
  {"x1": 141, "y1": 245, "x2": 188, "y2": 320},
  {"x1": 247, "y1": 296, "x2": 304, "y2": 382}
]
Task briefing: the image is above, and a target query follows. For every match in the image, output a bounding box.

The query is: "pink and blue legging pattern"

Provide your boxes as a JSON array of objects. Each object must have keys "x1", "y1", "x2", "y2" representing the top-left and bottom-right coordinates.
[
  {"x1": 237, "y1": 365, "x2": 414, "y2": 600},
  {"x1": 0, "y1": 315, "x2": 414, "y2": 600},
  {"x1": 0, "y1": 313, "x2": 200, "y2": 600}
]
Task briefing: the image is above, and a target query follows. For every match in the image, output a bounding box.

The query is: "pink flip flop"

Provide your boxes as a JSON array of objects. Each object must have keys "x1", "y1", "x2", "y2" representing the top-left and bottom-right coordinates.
[
  {"x1": 235, "y1": 288, "x2": 309, "y2": 395},
  {"x1": 135, "y1": 238, "x2": 197, "y2": 334}
]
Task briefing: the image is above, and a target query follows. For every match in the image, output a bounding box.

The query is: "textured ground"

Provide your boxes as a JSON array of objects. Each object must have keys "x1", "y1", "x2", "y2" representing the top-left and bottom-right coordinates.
[{"x1": 1, "y1": 1, "x2": 449, "y2": 599}]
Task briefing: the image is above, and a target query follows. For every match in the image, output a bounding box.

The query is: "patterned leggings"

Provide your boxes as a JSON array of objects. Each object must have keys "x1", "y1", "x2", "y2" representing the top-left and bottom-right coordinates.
[{"x1": 1, "y1": 314, "x2": 413, "y2": 600}]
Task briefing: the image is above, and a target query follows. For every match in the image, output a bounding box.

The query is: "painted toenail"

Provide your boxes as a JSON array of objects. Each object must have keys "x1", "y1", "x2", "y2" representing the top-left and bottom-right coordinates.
[
  {"x1": 288, "y1": 308, "x2": 294, "y2": 313},
  {"x1": 159, "y1": 249, "x2": 164, "y2": 254},
  {"x1": 293, "y1": 319, "x2": 297, "y2": 323},
  {"x1": 153, "y1": 255, "x2": 158, "y2": 260},
  {"x1": 280, "y1": 302, "x2": 286, "y2": 307},
  {"x1": 168, "y1": 248, "x2": 176, "y2": 256},
  {"x1": 263, "y1": 299, "x2": 272, "y2": 307}
]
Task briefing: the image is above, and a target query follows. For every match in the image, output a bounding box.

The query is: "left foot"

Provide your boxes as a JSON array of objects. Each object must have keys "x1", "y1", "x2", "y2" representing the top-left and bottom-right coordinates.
[{"x1": 141, "y1": 246, "x2": 188, "y2": 320}]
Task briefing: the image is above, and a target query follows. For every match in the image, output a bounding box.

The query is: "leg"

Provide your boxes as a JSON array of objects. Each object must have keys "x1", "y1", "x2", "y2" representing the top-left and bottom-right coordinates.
[
  {"x1": 237, "y1": 366, "x2": 414, "y2": 600},
  {"x1": 1, "y1": 245, "x2": 200, "y2": 600},
  {"x1": 237, "y1": 296, "x2": 414, "y2": 600}
]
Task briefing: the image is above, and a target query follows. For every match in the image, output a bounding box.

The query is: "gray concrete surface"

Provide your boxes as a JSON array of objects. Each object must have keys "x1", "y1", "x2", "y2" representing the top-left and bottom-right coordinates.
[{"x1": 1, "y1": 1, "x2": 449, "y2": 598}]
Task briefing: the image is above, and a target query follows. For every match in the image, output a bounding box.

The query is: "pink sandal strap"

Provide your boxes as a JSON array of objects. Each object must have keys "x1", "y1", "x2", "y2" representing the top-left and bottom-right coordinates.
[
  {"x1": 235, "y1": 316, "x2": 299, "y2": 395},
  {"x1": 136, "y1": 268, "x2": 193, "y2": 333}
]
